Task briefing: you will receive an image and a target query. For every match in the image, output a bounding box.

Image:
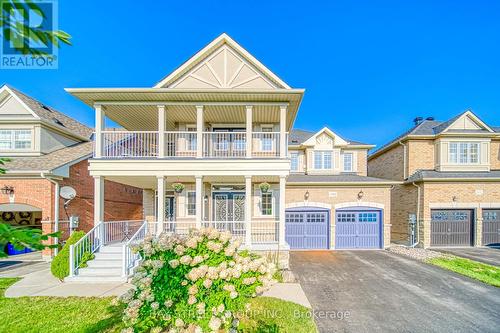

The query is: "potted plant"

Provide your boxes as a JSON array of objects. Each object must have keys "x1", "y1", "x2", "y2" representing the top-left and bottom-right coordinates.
[
  {"x1": 259, "y1": 182, "x2": 271, "y2": 193},
  {"x1": 172, "y1": 182, "x2": 185, "y2": 194}
]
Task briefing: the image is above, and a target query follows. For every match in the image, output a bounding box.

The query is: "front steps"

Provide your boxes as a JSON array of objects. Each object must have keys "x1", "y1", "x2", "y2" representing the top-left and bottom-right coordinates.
[{"x1": 65, "y1": 243, "x2": 127, "y2": 282}]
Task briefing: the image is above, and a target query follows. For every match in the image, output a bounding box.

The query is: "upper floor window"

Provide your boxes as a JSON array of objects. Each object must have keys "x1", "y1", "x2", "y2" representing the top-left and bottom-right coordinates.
[
  {"x1": 186, "y1": 125, "x2": 197, "y2": 151},
  {"x1": 314, "y1": 151, "x2": 332, "y2": 169},
  {"x1": 0, "y1": 129, "x2": 32, "y2": 150},
  {"x1": 343, "y1": 153, "x2": 353, "y2": 172},
  {"x1": 449, "y1": 142, "x2": 480, "y2": 164},
  {"x1": 290, "y1": 152, "x2": 299, "y2": 172},
  {"x1": 261, "y1": 126, "x2": 273, "y2": 152}
]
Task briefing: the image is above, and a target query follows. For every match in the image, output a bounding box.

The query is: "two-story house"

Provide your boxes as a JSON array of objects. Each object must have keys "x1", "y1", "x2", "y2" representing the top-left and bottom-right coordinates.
[
  {"x1": 284, "y1": 127, "x2": 396, "y2": 250},
  {"x1": 66, "y1": 33, "x2": 303, "y2": 273},
  {"x1": 368, "y1": 111, "x2": 500, "y2": 248},
  {"x1": 0, "y1": 84, "x2": 143, "y2": 258}
]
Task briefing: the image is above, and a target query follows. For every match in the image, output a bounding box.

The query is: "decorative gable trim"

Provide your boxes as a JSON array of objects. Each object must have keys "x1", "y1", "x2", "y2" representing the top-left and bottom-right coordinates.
[
  {"x1": 0, "y1": 85, "x2": 40, "y2": 119},
  {"x1": 440, "y1": 110, "x2": 494, "y2": 133},
  {"x1": 302, "y1": 127, "x2": 349, "y2": 147},
  {"x1": 154, "y1": 33, "x2": 291, "y2": 89}
]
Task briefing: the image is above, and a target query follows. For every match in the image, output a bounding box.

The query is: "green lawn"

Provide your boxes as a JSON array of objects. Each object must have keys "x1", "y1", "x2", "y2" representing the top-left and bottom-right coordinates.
[
  {"x1": 427, "y1": 256, "x2": 500, "y2": 288},
  {"x1": 0, "y1": 278, "x2": 317, "y2": 333}
]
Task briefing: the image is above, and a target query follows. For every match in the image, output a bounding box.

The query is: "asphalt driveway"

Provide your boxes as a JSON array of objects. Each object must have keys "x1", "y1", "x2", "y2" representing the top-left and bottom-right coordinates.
[
  {"x1": 290, "y1": 251, "x2": 500, "y2": 333},
  {"x1": 432, "y1": 247, "x2": 500, "y2": 267}
]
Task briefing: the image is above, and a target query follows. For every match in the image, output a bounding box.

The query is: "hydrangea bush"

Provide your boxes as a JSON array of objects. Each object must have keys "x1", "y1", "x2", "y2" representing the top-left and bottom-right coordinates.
[{"x1": 120, "y1": 228, "x2": 277, "y2": 333}]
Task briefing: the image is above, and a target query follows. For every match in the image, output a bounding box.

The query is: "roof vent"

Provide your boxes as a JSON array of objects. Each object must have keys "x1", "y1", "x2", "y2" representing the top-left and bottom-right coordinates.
[
  {"x1": 291, "y1": 139, "x2": 299, "y2": 143},
  {"x1": 52, "y1": 117, "x2": 65, "y2": 127},
  {"x1": 426, "y1": 117, "x2": 435, "y2": 121},
  {"x1": 413, "y1": 117, "x2": 424, "y2": 126},
  {"x1": 39, "y1": 103, "x2": 52, "y2": 112}
]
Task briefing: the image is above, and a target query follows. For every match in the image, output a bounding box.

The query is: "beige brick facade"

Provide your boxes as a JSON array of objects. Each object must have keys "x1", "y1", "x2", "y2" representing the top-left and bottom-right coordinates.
[
  {"x1": 367, "y1": 144, "x2": 405, "y2": 180},
  {"x1": 491, "y1": 139, "x2": 500, "y2": 170},
  {"x1": 285, "y1": 186, "x2": 392, "y2": 248},
  {"x1": 356, "y1": 149, "x2": 368, "y2": 176},
  {"x1": 407, "y1": 140, "x2": 435, "y2": 176}
]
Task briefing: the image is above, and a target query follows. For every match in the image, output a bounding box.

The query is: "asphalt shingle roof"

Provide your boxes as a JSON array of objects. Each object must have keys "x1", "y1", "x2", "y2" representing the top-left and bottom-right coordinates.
[
  {"x1": 8, "y1": 85, "x2": 93, "y2": 139},
  {"x1": 407, "y1": 170, "x2": 500, "y2": 183},
  {"x1": 287, "y1": 173, "x2": 396, "y2": 184},
  {"x1": 3, "y1": 142, "x2": 93, "y2": 172}
]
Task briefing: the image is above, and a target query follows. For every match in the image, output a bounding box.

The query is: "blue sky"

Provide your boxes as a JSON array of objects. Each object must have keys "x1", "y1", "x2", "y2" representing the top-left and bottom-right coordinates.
[{"x1": 2, "y1": 0, "x2": 499, "y2": 148}]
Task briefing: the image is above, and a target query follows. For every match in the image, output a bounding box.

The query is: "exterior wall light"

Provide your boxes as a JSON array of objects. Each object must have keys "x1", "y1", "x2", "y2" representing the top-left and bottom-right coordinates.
[
  {"x1": 304, "y1": 190, "x2": 310, "y2": 201},
  {"x1": 452, "y1": 196, "x2": 458, "y2": 202},
  {"x1": 204, "y1": 195, "x2": 208, "y2": 203},
  {"x1": 1, "y1": 185, "x2": 14, "y2": 195},
  {"x1": 357, "y1": 190, "x2": 364, "y2": 200}
]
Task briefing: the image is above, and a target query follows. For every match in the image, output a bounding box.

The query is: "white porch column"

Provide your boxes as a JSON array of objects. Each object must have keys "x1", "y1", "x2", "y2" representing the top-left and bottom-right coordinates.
[
  {"x1": 93, "y1": 176, "x2": 104, "y2": 226},
  {"x1": 245, "y1": 176, "x2": 252, "y2": 246},
  {"x1": 158, "y1": 105, "x2": 166, "y2": 158},
  {"x1": 246, "y1": 105, "x2": 253, "y2": 158},
  {"x1": 196, "y1": 105, "x2": 204, "y2": 158},
  {"x1": 156, "y1": 176, "x2": 165, "y2": 235},
  {"x1": 195, "y1": 176, "x2": 203, "y2": 228},
  {"x1": 95, "y1": 104, "x2": 104, "y2": 158},
  {"x1": 279, "y1": 175, "x2": 286, "y2": 245},
  {"x1": 279, "y1": 105, "x2": 287, "y2": 158}
]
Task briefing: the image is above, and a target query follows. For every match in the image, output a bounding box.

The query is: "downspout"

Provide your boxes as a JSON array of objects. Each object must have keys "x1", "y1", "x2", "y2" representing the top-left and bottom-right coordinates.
[
  {"x1": 41, "y1": 172, "x2": 60, "y2": 255},
  {"x1": 398, "y1": 141, "x2": 407, "y2": 179},
  {"x1": 411, "y1": 182, "x2": 421, "y2": 247}
]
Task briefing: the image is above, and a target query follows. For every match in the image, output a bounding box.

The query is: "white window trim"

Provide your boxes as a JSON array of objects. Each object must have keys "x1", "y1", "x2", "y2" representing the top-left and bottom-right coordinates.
[
  {"x1": 313, "y1": 150, "x2": 333, "y2": 170},
  {"x1": 260, "y1": 124, "x2": 274, "y2": 152},
  {"x1": 0, "y1": 129, "x2": 33, "y2": 151},
  {"x1": 185, "y1": 125, "x2": 197, "y2": 151},
  {"x1": 290, "y1": 151, "x2": 299, "y2": 172},
  {"x1": 342, "y1": 152, "x2": 353, "y2": 172},
  {"x1": 186, "y1": 191, "x2": 196, "y2": 216},
  {"x1": 448, "y1": 142, "x2": 480, "y2": 165},
  {"x1": 260, "y1": 190, "x2": 274, "y2": 216}
]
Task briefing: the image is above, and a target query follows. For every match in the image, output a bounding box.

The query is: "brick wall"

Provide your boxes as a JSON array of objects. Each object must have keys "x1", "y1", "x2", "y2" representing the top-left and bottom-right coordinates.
[
  {"x1": 286, "y1": 186, "x2": 392, "y2": 248},
  {"x1": 407, "y1": 140, "x2": 435, "y2": 175},
  {"x1": 357, "y1": 149, "x2": 368, "y2": 176},
  {"x1": 420, "y1": 181, "x2": 500, "y2": 247},
  {"x1": 368, "y1": 144, "x2": 405, "y2": 180},
  {"x1": 59, "y1": 159, "x2": 143, "y2": 233},
  {"x1": 389, "y1": 184, "x2": 418, "y2": 243}
]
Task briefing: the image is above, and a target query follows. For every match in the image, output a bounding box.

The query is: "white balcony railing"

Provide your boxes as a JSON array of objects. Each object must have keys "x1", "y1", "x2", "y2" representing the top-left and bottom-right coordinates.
[
  {"x1": 101, "y1": 131, "x2": 158, "y2": 158},
  {"x1": 203, "y1": 132, "x2": 247, "y2": 158},
  {"x1": 98, "y1": 131, "x2": 285, "y2": 159}
]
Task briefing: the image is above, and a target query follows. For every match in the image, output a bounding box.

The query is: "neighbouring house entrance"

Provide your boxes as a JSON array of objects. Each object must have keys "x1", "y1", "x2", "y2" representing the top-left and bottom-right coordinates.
[{"x1": 430, "y1": 209, "x2": 474, "y2": 247}]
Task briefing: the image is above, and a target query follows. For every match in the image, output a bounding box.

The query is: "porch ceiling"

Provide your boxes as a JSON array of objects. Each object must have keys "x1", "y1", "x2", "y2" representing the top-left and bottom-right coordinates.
[
  {"x1": 105, "y1": 175, "x2": 282, "y2": 189},
  {"x1": 65, "y1": 88, "x2": 304, "y2": 131}
]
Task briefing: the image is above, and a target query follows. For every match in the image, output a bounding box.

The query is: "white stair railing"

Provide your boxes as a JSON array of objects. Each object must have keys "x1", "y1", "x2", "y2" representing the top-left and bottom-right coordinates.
[
  {"x1": 69, "y1": 223, "x2": 104, "y2": 277},
  {"x1": 122, "y1": 222, "x2": 148, "y2": 277}
]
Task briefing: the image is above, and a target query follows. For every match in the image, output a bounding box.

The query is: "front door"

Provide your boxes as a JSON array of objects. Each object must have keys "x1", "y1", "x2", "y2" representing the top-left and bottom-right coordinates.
[
  {"x1": 212, "y1": 192, "x2": 245, "y2": 237},
  {"x1": 165, "y1": 196, "x2": 175, "y2": 221}
]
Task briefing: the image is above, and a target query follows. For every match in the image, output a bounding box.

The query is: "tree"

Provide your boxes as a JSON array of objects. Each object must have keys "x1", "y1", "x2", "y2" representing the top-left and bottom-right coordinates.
[{"x1": 0, "y1": 0, "x2": 71, "y2": 56}]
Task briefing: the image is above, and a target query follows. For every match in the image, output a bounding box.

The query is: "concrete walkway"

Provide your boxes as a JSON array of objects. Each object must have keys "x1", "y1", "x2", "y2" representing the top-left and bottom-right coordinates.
[{"x1": 263, "y1": 282, "x2": 311, "y2": 308}]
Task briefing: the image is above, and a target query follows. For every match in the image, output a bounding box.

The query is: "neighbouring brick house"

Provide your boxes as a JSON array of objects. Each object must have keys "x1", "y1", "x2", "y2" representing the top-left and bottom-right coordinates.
[
  {"x1": 0, "y1": 84, "x2": 143, "y2": 258},
  {"x1": 284, "y1": 127, "x2": 396, "y2": 249},
  {"x1": 368, "y1": 111, "x2": 500, "y2": 248}
]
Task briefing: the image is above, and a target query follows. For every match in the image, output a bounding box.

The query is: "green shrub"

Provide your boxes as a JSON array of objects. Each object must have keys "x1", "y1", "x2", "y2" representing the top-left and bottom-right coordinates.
[
  {"x1": 50, "y1": 231, "x2": 89, "y2": 280},
  {"x1": 120, "y1": 228, "x2": 277, "y2": 332}
]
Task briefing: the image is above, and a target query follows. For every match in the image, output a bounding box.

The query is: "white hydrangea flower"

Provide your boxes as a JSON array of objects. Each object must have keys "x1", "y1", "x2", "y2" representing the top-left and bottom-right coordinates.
[
  {"x1": 164, "y1": 299, "x2": 173, "y2": 308},
  {"x1": 209, "y1": 316, "x2": 222, "y2": 330},
  {"x1": 169, "y1": 259, "x2": 180, "y2": 268},
  {"x1": 175, "y1": 318, "x2": 185, "y2": 327},
  {"x1": 188, "y1": 295, "x2": 197, "y2": 305},
  {"x1": 230, "y1": 291, "x2": 238, "y2": 299},
  {"x1": 180, "y1": 255, "x2": 192, "y2": 265},
  {"x1": 203, "y1": 279, "x2": 213, "y2": 288},
  {"x1": 174, "y1": 245, "x2": 185, "y2": 256}
]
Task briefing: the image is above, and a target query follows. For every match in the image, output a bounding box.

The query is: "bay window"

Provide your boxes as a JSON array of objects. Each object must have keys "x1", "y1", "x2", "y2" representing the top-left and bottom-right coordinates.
[
  {"x1": 0, "y1": 129, "x2": 32, "y2": 150},
  {"x1": 313, "y1": 151, "x2": 332, "y2": 169},
  {"x1": 449, "y1": 142, "x2": 480, "y2": 164}
]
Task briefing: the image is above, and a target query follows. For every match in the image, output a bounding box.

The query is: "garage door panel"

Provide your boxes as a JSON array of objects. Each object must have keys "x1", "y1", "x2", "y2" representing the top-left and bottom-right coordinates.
[
  {"x1": 285, "y1": 210, "x2": 329, "y2": 249},
  {"x1": 335, "y1": 210, "x2": 382, "y2": 249},
  {"x1": 431, "y1": 210, "x2": 473, "y2": 247},
  {"x1": 482, "y1": 209, "x2": 500, "y2": 246}
]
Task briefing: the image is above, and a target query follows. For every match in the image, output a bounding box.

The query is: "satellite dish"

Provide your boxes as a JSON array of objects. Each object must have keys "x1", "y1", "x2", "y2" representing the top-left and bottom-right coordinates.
[{"x1": 60, "y1": 186, "x2": 77, "y2": 200}]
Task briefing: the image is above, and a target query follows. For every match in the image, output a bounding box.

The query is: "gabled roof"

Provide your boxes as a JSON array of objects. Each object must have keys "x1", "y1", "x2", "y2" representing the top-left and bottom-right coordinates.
[
  {"x1": 370, "y1": 110, "x2": 499, "y2": 159},
  {"x1": 154, "y1": 33, "x2": 291, "y2": 89},
  {"x1": 288, "y1": 128, "x2": 372, "y2": 147},
  {"x1": 1, "y1": 85, "x2": 93, "y2": 140}
]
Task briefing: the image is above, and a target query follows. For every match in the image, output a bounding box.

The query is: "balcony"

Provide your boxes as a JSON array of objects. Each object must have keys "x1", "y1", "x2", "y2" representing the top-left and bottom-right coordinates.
[{"x1": 97, "y1": 131, "x2": 285, "y2": 159}]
